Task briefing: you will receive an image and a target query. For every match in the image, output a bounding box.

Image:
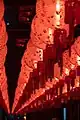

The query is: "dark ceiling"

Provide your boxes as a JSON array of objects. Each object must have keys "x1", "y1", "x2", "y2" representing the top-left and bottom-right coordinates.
[
  {"x1": 4, "y1": 0, "x2": 36, "y2": 5},
  {"x1": 3, "y1": 0, "x2": 36, "y2": 111}
]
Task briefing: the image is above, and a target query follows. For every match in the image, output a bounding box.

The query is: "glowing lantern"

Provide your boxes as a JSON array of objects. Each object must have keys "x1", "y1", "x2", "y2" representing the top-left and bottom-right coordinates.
[
  {"x1": 0, "y1": 0, "x2": 10, "y2": 113},
  {"x1": 55, "y1": 0, "x2": 60, "y2": 28},
  {"x1": 24, "y1": 114, "x2": 26, "y2": 120},
  {"x1": 48, "y1": 28, "x2": 54, "y2": 44},
  {"x1": 56, "y1": 1, "x2": 60, "y2": 12},
  {"x1": 33, "y1": 60, "x2": 38, "y2": 69},
  {"x1": 62, "y1": 83, "x2": 67, "y2": 94},
  {"x1": 0, "y1": 0, "x2": 4, "y2": 21},
  {"x1": 64, "y1": 68, "x2": 70, "y2": 76},
  {"x1": 13, "y1": 0, "x2": 69, "y2": 112}
]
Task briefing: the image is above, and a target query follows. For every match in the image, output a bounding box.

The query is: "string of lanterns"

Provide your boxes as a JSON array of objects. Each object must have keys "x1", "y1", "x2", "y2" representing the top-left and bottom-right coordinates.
[
  {"x1": 12, "y1": 0, "x2": 67, "y2": 113},
  {"x1": 16, "y1": 47, "x2": 80, "y2": 114},
  {"x1": 12, "y1": 0, "x2": 80, "y2": 114},
  {"x1": 0, "y1": 0, "x2": 10, "y2": 113}
]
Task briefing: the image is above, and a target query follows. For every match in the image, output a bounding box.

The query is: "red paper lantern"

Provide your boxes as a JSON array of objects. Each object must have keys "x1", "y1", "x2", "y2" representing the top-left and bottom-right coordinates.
[
  {"x1": 13, "y1": 0, "x2": 69, "y2": 112},
  {"x1": 0, "y1": 0, "x2": 10, "y2": 113}
]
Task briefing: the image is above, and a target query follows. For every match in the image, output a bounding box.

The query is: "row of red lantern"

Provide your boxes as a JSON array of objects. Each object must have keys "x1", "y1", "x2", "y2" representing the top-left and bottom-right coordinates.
[
  {"x1": 0, "y1": 0, "x2": 10, "y2": 113},
  {"x1": 15, "y1": 32, "x2": 80, "y2": 113},
  {"x1": 13, "y1": 33, "x2": 80, "y2": 113},
  {"x1": 12, "y1": 0, "x2": 66, "y2": 112},
  {"x1": 15, "y1": 45, "x2": 80, "y2": 112},
  {"x1": 20, "y1": 87, "x2": 80, "y2": 115},
  {"x1": 12, "y1": 0, "x2": 80, "y2": 113},
  {"x1": 12, "y1": 0, "x2": 55, "y2": 112},
  {"x1": 13, "y1": 28, "x2": 69, "y2": 113},
  {"x1": 16, "y1": 64, "x2": 80, "y2": 114}
]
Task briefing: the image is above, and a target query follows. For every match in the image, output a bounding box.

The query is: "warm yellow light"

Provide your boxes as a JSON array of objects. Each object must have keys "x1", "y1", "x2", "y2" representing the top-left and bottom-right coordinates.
[
  {"x1": 54, "y1": 77, "x2": 59, "y2": 82},
  {"x1": 65, "y1": 68, "x2": 69, "y2": 76},
  {"x1": 77, "y1": 55, "x2": 80, "y2": 65},
  {"x1": 56, "y1": 14, "x2": 60, "y2": 27},
  {"x1": 40, "y1": 49, "x2": 43, "y2": 61},
  {"x1": 77, "y1": 55, "x2": 80, "y2": 61},
  {"x1": 71, "y1": 64, "x2": 75, "y2": 70},
  {"x1": 55, "y1": 0, "x2": 60, "y2": 28},
  {"x1": 56, "y1": 1, "x2": 60, "y2": 12},
  {"x1": 56, "y1": 14, "x2": 60, "y2": 20},
  {"x1": 48, "y1": 28, "x2": 54, "y2": 44},
  {"x1": 48, "y1": 28, "x2": 52, "y2": 35},
  {"x1": 56, "y1": 21, "x2": 60, "y2": 26},
  {"x1": 24, "y1": 115, "x2": 26, "y2": 120},
  {"x1": 33, "y1": 60, "x2": 37, "y2": 68}
]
